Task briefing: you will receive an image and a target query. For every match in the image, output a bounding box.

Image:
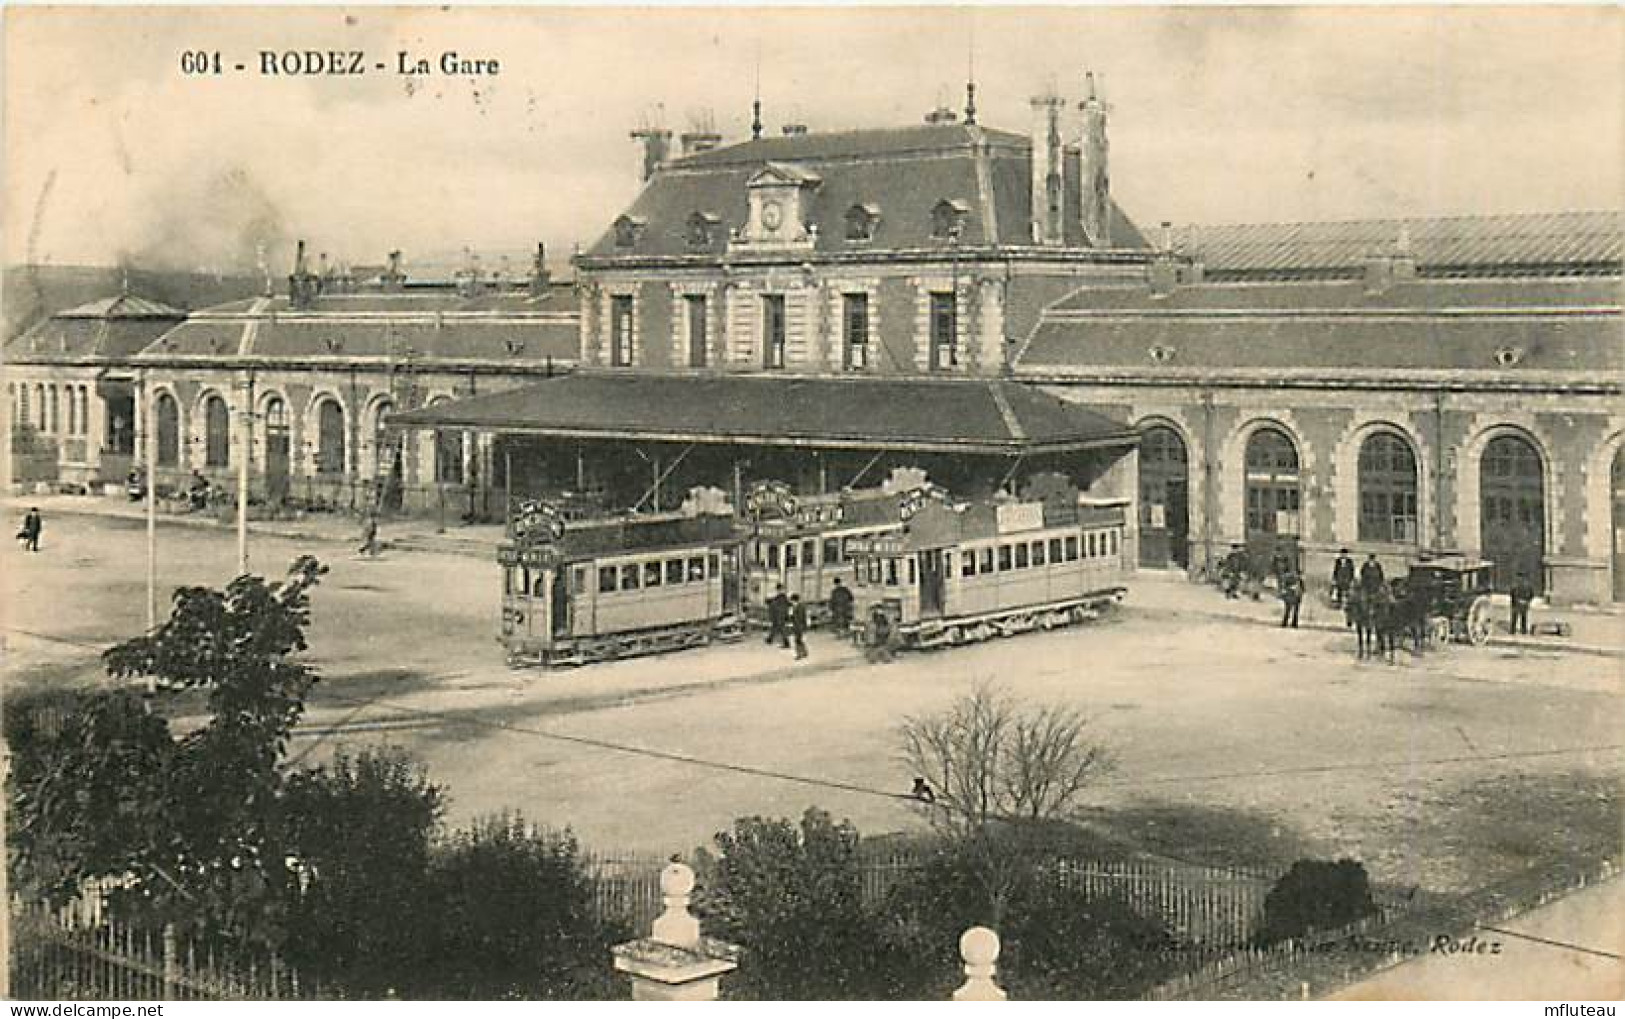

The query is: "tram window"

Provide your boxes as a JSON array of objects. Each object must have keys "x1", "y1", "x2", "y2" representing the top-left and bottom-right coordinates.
[
  {"x1": 752, "y1": 542, "x2": 764, "y2": 567},
  {"x1": 503, "y1": 568, "x2": 513, "y2": 597},
  {"x1": 533, "y1": 575, "x2": 547, "y2": 598},
  {"x1": 885, "y1": 559, "x2": 898, "y2": 586},
  {"x1": 666, "y1": 559, "x2": 684, "y2": 585},
  {"x1": 708, "y1": 552, "x2": 720, "y2": 576},
  {"x1": 1065, "y1": 536, "x2": 1079, "y2": 561},
  {"x1": 823, "y1": 538, "x2": 840, "y2": 564},
  {"x1": 785, "y1": 542, "x2": 798, "y2": 568},
  {"x1": 1049, "y1": 537, "x2": 1063, "y2": 562},
  {"x1": 1109, "y1": 530, "x2": 1119, "y2": 556},
  {"x1": 645, "y1": 561, "x2": 663, "y2": 587},
  {"x1": 767, "y1": 544, "x2": 780, "y2": 569},
  {"x1": 688, "y1": 556, "x2": 706, "y2": 581},
  {"x1": 868, "y1": 558, "x2": 882, "y2": 584},
  {"x1": 600, "y1": 567, "x2": 618, "y2": 594},
  {"x1": 998, "y1": 545, "x2": 1012, "y2": 571},
  {"x1": 1015, "y1": 543, "x2": 1029, "y2": 569},
  {"x1": 979, "y1": 548, "x2": 994, "y2": 575},
  {"x1": 621, "y1": 564, "x2": 640, "y2": 590},
  {"x1": 803, "y1": 539, "x2": 816, "y2": 565},
  {"x1": 574, "y1": 567, "x2": 588, "y2": 593},
  {"x1": 1033, "y1": 541, "x2": 1047, "y2": 566},
  {"x1": 907, "y1": 558, "x2": 916, "y2": 585},
  {"x1": 961, "y1": 550, "x2": 976, "y2": 578},
  {"x1": 519, "y1": 566, "x2": 532, "y2": 595}
]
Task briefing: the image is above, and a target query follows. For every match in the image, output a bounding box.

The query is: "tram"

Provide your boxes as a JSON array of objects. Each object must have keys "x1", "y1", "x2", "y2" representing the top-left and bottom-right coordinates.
[
  {"x1": 846, "y1": 488, "x2": 1130, "y2": 650},
  {"x1": 742, "y1": 486, "x2": 912, "y2": 625},
  {"x1": 499, "y1": 506, "x2": 745, "y2": 667}
]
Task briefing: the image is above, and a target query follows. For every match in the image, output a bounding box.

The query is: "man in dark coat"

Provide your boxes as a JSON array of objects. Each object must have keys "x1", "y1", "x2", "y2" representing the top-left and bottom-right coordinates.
[
  {"x1": 19, "y1": 507, "x2": 42, "y2": 552},
  {"x1": 789, "y1": 593, "x2": 809, "y2": 659},
  {"x1": 1359, "y1": 553, "x2": 1386, "y2": 595},
  {"x1": 765, "y1": 584, "x2": 790, "y2": 648},
  {"x1": 827, "y1": 577, "x2": 854, "y2": 635},
  {"x1": 1279, "y1": 571, "x2": 1303, "y2": 628},
  {"x1": 1331, "y1": 548, "x2": 1356, "y2": 607},
  {"x1": 1509, "y1": 573, "x2": 1536, "y2": 636}
]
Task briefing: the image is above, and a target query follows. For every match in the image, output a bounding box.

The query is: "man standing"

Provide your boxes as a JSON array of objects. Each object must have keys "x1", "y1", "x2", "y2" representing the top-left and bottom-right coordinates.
[
  {"x1": 789, "y1": 593, "x2": 809, "y2": 660},
  {"x1": 1279, "y1": 570, "x2": 1303, "y2": 629},
  {"x1": 1509, "y1": 573, "x2": 1536, "y2": 636},
  {"x1": 19, "y1": 507, "x2": 42, "y2": 552},
  {"x1": 827, "y1": 577, "x2": 854, "y2": 636},
  {"x1": 765, "y1": 584, "x2": 790, "y2": 648},
  {"x1": 1331, "y1": 548, "x2": 1356, "y2": 607},
  {"x1": 1359, "y1": 553, "x2": 1386, "y2": 595}
]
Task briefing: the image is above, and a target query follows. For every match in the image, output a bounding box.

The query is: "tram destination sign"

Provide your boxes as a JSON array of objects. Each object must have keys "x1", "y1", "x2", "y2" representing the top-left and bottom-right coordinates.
[
  {"x1": 497, "y1": 545, "x2": 561, "y2": 568},
  {"x1": 512, "y1": 498, "x2": 567, "y2": 544}
]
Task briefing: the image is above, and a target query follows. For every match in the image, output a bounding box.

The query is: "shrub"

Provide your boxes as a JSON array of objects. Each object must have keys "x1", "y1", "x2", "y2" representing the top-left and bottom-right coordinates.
[{"x1": 1256, "y1": 858, "x2": 1378, "y2": 946}]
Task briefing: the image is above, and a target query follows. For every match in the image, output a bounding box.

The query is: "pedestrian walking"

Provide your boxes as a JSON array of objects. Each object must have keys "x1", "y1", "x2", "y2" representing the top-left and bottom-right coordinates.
[
  {"x1": 827, "y1": 577, "x2": 854, "y2": 636},
  {"x1": 789, "y1": 593, "x2": 809, "y2": 659},
  {"x1": 1331, "y1": 548, "x2": 1355, "y2": 608},
  {"x1": 765, "y1": 584, "x2": 790, "y2": 648},
  {"x1": 17, "y1": 507, "x2": 42, "y2": 552},
  {"x1": 358, "y1": 513, "x2": 380, "y2": 558},
  {"x1": 1359, "y1": 553, "x2": 1386, "y2": 595},
  {"x1": 1279, "y1": 570, "x2": 1303, "y2": 628},
  {"x1": 1509, "y1": 573, "x2": 1536, "y2": 636}
]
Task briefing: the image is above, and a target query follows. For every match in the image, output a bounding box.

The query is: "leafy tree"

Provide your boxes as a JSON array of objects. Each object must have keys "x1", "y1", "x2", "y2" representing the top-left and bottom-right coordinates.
[
  {"x1": 278, "y1": 747, "x2": 445, "y2": 996},
  {"x1": 694, "y1": 809, "x2": 891, "y2": 999},
  {"x1": 898, "y1": 684, "x2": 1112, "y2": 924}
]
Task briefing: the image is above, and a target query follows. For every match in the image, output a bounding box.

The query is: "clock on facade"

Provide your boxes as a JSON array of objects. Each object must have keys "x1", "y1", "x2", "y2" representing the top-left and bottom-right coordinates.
[{"x1": 761, "y1": 200, "x2": 784, "y2": 231}]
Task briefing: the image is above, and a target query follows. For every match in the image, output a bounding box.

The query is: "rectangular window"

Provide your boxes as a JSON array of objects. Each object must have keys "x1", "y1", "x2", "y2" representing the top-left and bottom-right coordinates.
[
  {"x1": 998, "y1": 545, "x2": 1013, "y2": 571},
  {"x1": 961, "y1": 550, "x2": 976, "y2": 578},
  {"x1": 823, "y1": 538, "x2": 840, "y2": 564},
  {"x1": 1049, "y1": 537, "x2": 1063, "y2": 562},
  {"x1": 885, "y1": 559, "x2": 899, "y2": 586},
  {"x1": 685, "y1": 295, "x2": 708, "y2": 368},
  {"x1": 688, "y1": 556, "x2": 706, "y2": 581},
  {"x1": 979, "y1": 548, "x2": 994, "y2": 575},
  {"x1": 1109, "y1": 530, "x2": 1119, "y2": 556},
  {"x1": 767, "y1": 544, "x2": 780, "y2": 569},
  {"x1": 785, "y1": 542, "x2": 799, "y2": 568},
  {"x1": 907, "y1": 558, "x2": 916, "y2": 585},
  {"x1": 709, "y1": 552, "x2": 720, "y2": 577},
  {"x1": 666, "y1": 559, "x2": 685, "y2": 585},
  {"x1": 1015, "y1": 543, "x2": 1030, "y2": 569},
  {"x1": 644, "y1": 561, "x2": 663, "y2": 587},
  {"x1": 610, "y1": 295, "x2": 634, "y2": 367},
  {"x1": 1033, "y1": 541, "x2": 1047, "y2": 567},
  {"x1": 929, "y1": 292, "x2": 958, "y2": 371},
  {"x1": 763, "y1": 295, "x2": 787, "y2": 369},
  {"x1": 1065, "y1": 536, "x2": 1079, "y2": 561},
  {"x1": 599, "y1": 568, "x2": 618, "y2": 594},
  {"x1": 803, "y1": 539, "x2": 816, "y2": 565},
  {"x1": 1089, "y1": 533, "x2": 1100, "y2": 558},
  {"x1": 843, "y1": 293, "x2": 869, "y2": 370},
  {"x1": 620, "y1": 564, "x2": 640, "y2": 591}
]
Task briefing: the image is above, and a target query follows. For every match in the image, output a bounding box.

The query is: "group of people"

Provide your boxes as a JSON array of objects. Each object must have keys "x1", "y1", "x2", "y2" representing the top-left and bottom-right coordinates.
[{"x1": 762, "y1": 577, "x2": 901, "y2": 663}]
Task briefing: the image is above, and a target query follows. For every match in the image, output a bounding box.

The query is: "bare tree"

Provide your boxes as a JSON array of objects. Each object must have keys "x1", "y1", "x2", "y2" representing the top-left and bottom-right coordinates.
[{"x1": 898, "y1": 683, "x2": 1112, "y2": 922}]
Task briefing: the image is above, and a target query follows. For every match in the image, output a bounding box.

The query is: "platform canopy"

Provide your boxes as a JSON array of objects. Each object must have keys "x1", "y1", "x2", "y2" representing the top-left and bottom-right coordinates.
[{"x1": 388, "y1": 372, "x2": 1137, "y2": 457}]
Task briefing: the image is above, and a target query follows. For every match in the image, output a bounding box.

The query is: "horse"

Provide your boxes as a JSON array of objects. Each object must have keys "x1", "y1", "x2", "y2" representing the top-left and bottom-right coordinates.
[
  {"x1": 1367, "y1": 583, "x2": 1400, "y2": 663},
  {"x1": 1345, "y1": 586, "x2": 1378, "y2": 660}
]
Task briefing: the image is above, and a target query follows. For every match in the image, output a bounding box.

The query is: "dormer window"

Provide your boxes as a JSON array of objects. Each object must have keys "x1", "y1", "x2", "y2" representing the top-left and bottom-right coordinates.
[
  {"x1": 686, "y1": 211, "x2": 721, "y2": 248},
  {"x1": 845, "y1": 204, "x2": 880, "y2": 242},
  {"x1": 932, "y1": 200, "x2": 968, "y2": 240},
  {"x1": 613, "y1": 215, "x2": 647, "y2": 249}
]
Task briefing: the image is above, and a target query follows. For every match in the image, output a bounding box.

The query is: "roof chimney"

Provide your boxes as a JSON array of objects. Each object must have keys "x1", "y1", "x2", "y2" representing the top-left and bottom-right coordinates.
[
  {"x1": 1078, "y1": 71, "x2": 1111, "y2": 247},
  {"x1": 781, "y1": 123, "x2": 808, "y2": 136},
  {"x1": 288, "y1": 238, "x2": 319, "y2": 309},
  {"x1": 680, "y1": 130, "x2": 722, "y2": 156},
  {"x1": 630, "y1": 122, "x2": 672, "y2": 182},
  {"x1": 529, "y1": 242, "x2": 551, "y2": 298},
  {"x1": 1029, "y1": 92, "x2": 1066, "y2": 246},
  {"x1": 924, "y1": 105, "x2": 959, "y2": 125}
]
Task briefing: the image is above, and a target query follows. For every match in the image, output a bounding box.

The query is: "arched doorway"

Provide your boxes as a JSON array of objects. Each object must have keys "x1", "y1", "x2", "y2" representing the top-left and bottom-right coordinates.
[
  {"x1": 263, "y1": 396, "x2": 290, "y2": 504},
  {"x1": 1611, "y1": 446, "x2": 1624, "y2": 602},
  {"x1": 1358, "y1": 432, "x2": 1419, "y2": 545},
  {"x1": 1244, "y1": 426, "x2": 1301, "y2": 543},
  {"x1": 1138, "y1": 425, "x2": 1189, "y2": 568},
  {"x1": 1480, "y1": 433, "x2": 1545, "y2": 591},
  {"x1": 154, "y1": 392, "x2": 180, "y2": 467}
]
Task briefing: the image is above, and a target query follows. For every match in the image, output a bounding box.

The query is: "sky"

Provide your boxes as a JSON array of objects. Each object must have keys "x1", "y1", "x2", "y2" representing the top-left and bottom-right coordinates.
[{"x1": 4, "y1": 5, "x2": 1621, "y2": 275}]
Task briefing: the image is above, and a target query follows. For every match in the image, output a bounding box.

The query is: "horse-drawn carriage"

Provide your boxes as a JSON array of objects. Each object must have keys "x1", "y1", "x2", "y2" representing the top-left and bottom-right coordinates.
[{"x1": 1404, "y1": 554, "x2": 1498, "y2": 646}]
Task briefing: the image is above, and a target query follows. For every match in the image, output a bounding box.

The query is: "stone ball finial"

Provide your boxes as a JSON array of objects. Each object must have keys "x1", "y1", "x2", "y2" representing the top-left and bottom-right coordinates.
[
  {"x1": 659, "y1": 861, "x2": 695, "y2": 898},
  {"x1": 960, "y1": 926, "x2": 1000, "y2": 967}
]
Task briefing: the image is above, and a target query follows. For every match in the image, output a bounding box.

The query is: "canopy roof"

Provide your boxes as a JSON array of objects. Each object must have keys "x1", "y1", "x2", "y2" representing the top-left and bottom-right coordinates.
[{"x1": 390, "y1": 372, "x2": 1137, "y2": 456}]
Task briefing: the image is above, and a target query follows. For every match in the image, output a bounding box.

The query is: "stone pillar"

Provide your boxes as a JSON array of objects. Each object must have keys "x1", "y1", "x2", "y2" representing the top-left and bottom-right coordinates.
[
  {"x1": 953, "y1": 926, "x2": 1007, "y2": 1002},
  {"x1": 611, "y1": 862, "x2": 739, "y2": 1001}
]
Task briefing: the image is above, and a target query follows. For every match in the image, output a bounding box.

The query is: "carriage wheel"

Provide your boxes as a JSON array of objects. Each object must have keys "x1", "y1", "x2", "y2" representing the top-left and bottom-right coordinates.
[
  {"x1": 1428, "y1": 616, "x2": 1451, "y2": 647},
  {"x1": 1466, "y1": 596, "x2": 1495, "y2": 645}
]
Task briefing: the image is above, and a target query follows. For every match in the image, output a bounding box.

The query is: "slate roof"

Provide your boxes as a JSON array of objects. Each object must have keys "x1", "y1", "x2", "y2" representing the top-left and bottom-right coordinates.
[
  {"x1": 4, "y1": 292, "x2": 188, "y2": 363},
  {"x1": 1182, "y1": 211, "x2": 1622, "y2": 280},
  {"x1": 1017, "y1": 276, "x2": 1623, "y2": 380},
  {"x1": 585, "y1": 123, "x2": 1146, "y2": 258},
  {"x1": 389, "y1": 373, "x2": 1138, "y2": 455}
]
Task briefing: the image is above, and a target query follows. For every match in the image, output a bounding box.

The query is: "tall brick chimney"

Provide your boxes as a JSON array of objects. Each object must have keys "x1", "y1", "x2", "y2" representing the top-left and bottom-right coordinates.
[
  {"x1": 1078, "y1": 72, "x2": 1111, "y2": 248},
  {"x1": 1029, "y1": 91, "x2": 1066, "y2": 246},
  {"x1": 529, "y1": 242, "x2": 551, "y2": 298}
]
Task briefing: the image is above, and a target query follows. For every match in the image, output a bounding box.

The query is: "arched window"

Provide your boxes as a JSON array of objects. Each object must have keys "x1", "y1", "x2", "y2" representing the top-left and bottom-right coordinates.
[
  {"x1": 155, "y1": 392, "x2": 180, "y2": 467},
  {"x1": 1481, "y1": 433, "x2": 1545, "y2": 590},
  {"x1": 203, "y1": 394, "x2": 231, "y2": 468},
  {"x1": 370, "y1": 399, "x2": 395, "y2": 477},
  {"x1": 1358, "y1": 432, "x2": 1418, "y2": 543},
  {"x1": 315, "y1": 399, "x2": 346, "y2": 475},
  {"x1": 1244, "y1": 426, "x2": 1300, "y2": 539}
]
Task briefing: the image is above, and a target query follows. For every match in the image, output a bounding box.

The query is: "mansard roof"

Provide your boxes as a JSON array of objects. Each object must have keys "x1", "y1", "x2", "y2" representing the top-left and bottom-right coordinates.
[{"x1": 583, "y1": 123, "x2": 1147, "y2": 259}]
